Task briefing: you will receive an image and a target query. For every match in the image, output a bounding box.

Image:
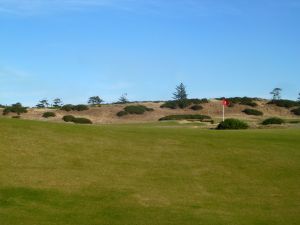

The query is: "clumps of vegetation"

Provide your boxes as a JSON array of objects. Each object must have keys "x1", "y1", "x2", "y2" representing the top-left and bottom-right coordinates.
[
  {"x1": 190, "y1": 104, "x2": 203, "y2": 111},
  {"x1": 268, "y1": 99, "x2": 300, "y2": 108},
  {"x1": 62, "y1": 115, "x2": 76, "y2": 122},
  {"x1": 159, "y1": 114, "x2": 211, "y2": 121},
  {"x1": 218, "y1": 97, "x2": 258, "y2": 107},
  {"x1": 116, "y1": 111, "x2": 129, "y2": 117},
  {"x1": 217, "y1": 119, "x2": 249, "y2": 130},
  {"x1": 161, "y1": 99, "x2": 209, "y2": 109},
  {"x1": 262, "y1": 117, "x2": 285, "y2": 125},
  {"x1": 242, "y1": 108, "x2": 263, "y2": 116},
  {"x1": 288, "y1": 120, "x2": 300, "y2": 124},
  {"x1": 42, "y1": 112, "x2": 56, "y2": 118},
  {"x1": 62, "y1": 115, "x2": 92, "y2": 124},
  {"x1": 3, "y1": 103, "x2": 28, "y2": 115},
  {"x1": 291, "y1": 107, "x2": 300, "y2": 116},
  {"x1": 61, "y1": 104, "x2": 89, "y2": 112},
  {"x1": 11, "y1": 116, "x2": 21, "y2": 119},
  {"x1": 117, "y1": 105, "x2": 154, "y2": 117}
]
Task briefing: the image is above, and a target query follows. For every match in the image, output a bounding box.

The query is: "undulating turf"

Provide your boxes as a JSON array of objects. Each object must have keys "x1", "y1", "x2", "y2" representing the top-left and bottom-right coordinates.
[{"x1": 0, "y1": 118, "x2": 299, "y2": 225}]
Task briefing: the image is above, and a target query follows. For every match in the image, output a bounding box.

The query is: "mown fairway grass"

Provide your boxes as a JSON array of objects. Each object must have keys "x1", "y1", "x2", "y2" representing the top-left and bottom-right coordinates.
[{"x1": 0, "y1": 118, "x2": 299, "y2": 225}]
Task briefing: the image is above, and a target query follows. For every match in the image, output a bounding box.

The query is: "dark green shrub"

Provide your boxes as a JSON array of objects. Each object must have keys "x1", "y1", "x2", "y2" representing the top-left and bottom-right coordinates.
[
  {"x1": 189, "y1": 98, "x2": 209, "y2": 104},
  {"x1": 177, "y1": 99, "x2": 191, "y2": 109},
  {"x1": 159, "y1": 114, "x2": 211, "y2": 121},
  {"x1": 73, "y1": 117, "x2": 93, "y2": 124},
  {"x1": 289, "y1": 120, "x2": 300, "y2": 124},
  {"x1": 62, "y1": 115, "x2": 76, "y2": 122},
  {"x1": 61, "y1": 104, "x2": 74, "y2": 112},
  {"x1": 42, "y1": 112, "x2": 56, "y2": 118},
  {"x1": 12, "y1": 116, "x2": 21, "y2": 119},
  {"x1": 61, "y1": 104, "x2": 89, "y2": 112},
  {"x1": 242, "y1": 108, "x2": 263, "y2": 116},
  {"x1": 190, "y1": 105, "x2": 203, "y2": 111},
  {"x1": 161, "y1": 99, "x2": 208, "y2": 110},
  {"x1": 73, "y1": 104, "x2": 89, "y2": 111},
  {"x1": 3, "y1": 103, "x2": 28, "y2": 115},
  {"x1": 217, "y1": 119, "x2": 249, "y2": 130},
  {"x1": 262, "y1": 117, "x2": 285, "y2": 125},
  {"x1": 124, "y1": 105, "x2": 153, "y2": 115},
  {"x1": 62, "y1": 115, "x2": 92, "y2": 124},
  {"x1": 291, "y1": 107, "x2": 300, "y2": 115},
  {"x1": 117, "y1": 111, "x2": 128, "y2": 117},
  {"x1": 268, "y1": 100, "x2": 299, "y2": 108},
  {"x1": 160, "y1": 101, "x2": 178, "y2": 109}
]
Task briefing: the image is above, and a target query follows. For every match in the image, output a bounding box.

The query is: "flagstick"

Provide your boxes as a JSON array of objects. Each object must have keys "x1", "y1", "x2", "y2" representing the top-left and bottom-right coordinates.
[{"x1": 223, "y1": 104, "x2": 225, "y2": 122}]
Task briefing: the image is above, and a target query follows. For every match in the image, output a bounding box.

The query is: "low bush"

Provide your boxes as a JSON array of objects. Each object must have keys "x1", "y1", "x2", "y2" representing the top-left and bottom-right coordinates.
[
  {"x1": 189, "y1": 98, "x2": 209, "y2": 104},
  {"x1": 117, "y1": 111, "x2": 128, "y2": 117},
  {"x1": 160, "y1": 101, "x2": 178, "y2": 109},
  {"x1": 73, "y1": 104, "x2": 89, "y2": 111},
  {"x1": 73, "y1": 117, "x2": 93, "y2": 124},
  {"x1": 159, "y1": 114, "x2": 211, "y2": 121},
  {"x1": 11, "y1": 116, "x2": 21, "y2": 119},
  {"x1": 242, "y1": 108, "x2": 263, "y2": 116},
  {"x1": 289, "y1": 120, "x2": 300, "y2": 124},
  {"x1": 161, "y1": 99, "x2": 209, "y2": 109},
  {"x1": 190, "y1": 105, "x2": 203, "y2": 111},
  {"x1": 262, "y1": 117, "x2": 285, "y2": 125},
  {"x1": 62, "y1": 115, "x2": 76, "y2": 122},
  {"x1": 268, "y1": 100, "x2": 299, "y2": 108},
  {"x1": 61, "y1": 104, "x2": 89, "y2": 112},
  {"x1": 3, "y1": 103, "x2": 28, "y2": 115},
  {"x1": 217, "y1": 119, "x2": 249, "y2": 130},
  {"x1": 62, "y1": 115, "x2": 92, "y2": 124},
  {"x1": 124, "y1": 105, "x2": 153, "y2": 115},
  {"x1": 291, "y1": 107, "x2": 300, "y2": 116},
  {"x1": 61, "y1": 104, "x2": 74, "y2": 112},
  {"x1": 42, "y1": 112, "x2": 56, "y2": 118}
]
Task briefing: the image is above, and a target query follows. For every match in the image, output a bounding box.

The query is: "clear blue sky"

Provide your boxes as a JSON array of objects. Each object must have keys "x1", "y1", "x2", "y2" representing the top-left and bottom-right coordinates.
[{"x1": 0, "y1": 0, "x2": 299, "y2": 106}]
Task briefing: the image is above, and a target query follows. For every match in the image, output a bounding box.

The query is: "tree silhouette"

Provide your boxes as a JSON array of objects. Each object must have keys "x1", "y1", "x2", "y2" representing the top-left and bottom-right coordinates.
[{"x1": 270, "y1": 88, "x2": 282, "y2": 100}]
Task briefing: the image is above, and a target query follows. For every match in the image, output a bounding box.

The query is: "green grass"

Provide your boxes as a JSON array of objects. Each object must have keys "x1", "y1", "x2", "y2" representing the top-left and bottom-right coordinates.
[{"x1": 0, "y1": 118, "x2": 299, "y2": 225}]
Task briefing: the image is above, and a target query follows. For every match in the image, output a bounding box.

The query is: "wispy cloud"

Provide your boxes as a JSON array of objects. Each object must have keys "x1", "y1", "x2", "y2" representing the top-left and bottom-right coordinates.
[
  {"x1": 0, "y1": 0, "x2": 298, "y2": 17},
  {"x1": 0, "y1": 0, "x2": 244, "y2": 16}
]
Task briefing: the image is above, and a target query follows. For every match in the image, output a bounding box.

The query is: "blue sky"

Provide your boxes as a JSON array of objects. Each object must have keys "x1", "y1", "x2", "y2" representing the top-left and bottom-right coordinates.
[{"x1": 0, "y1": 0, "x2": 299, "y2": 106}]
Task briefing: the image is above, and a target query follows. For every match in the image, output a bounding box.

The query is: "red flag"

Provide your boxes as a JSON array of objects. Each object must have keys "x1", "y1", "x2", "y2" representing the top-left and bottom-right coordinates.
[{"x1": 222, "y1": 99, "x2": 230, "y2": 106}]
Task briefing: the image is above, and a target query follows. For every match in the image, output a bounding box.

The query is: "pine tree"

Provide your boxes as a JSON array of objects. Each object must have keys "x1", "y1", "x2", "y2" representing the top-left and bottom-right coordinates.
[
  {"x1": 270, "y1": 88, "x2": 282, "y2": 100},
  {"x1": 88, "y1": 96, "x2": 103, "y2": 106},
  {"x1": 36, "y1": 99, "x2": 49, "y2": 108},
  {"x1": 53, "y1": 98, "x2": 63, "y2": 108},
  {"x1": 118, "y1": 93, "x2": 129, "y2": 104},
  {"x1": 173, "y1": 83, "x2": 188, "y2": 101}
]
